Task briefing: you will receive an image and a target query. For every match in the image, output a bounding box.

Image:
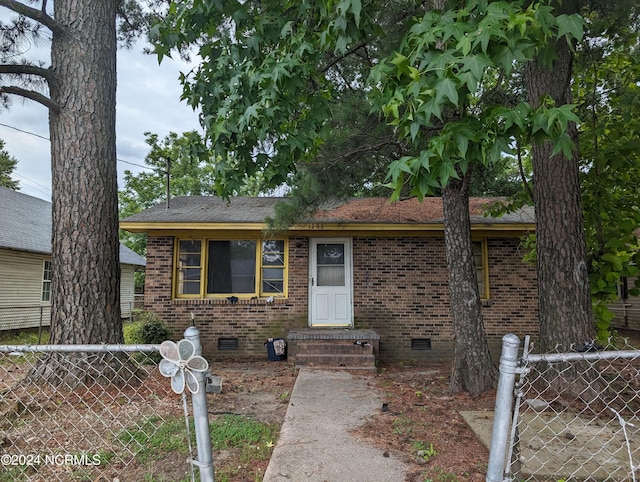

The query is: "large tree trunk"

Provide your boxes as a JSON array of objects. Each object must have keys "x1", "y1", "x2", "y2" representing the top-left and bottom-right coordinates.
[
  {"x1": 525, "y1": 38, "x2": 594, "y2": 353},
  {"x1": 443, "y1": 175, "x2": 498, "y2": 396},
  {"x1": 32, "y1": 0, "x2": 125, "y2": 385}
]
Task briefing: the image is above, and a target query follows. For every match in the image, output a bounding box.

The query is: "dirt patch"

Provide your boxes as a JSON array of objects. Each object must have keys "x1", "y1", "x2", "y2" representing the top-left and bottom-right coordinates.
[
  {"x1": 353, "y1": 362, "x2": 494, "y2": 481},
  {"x1": 208, "y1": 359, "x2": 297, "y2": 425},
  {"x1": 208, "y1": 359, "x2": 493, "y2": 481},
  {"x1": 213, "y1": 330, "x2": 640, "y2": 481}
]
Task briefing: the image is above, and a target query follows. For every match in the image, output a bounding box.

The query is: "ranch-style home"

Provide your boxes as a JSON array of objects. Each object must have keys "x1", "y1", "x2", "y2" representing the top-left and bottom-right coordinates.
[
  {"x1": 121, "y1": 196, "x2": 539, "y2": 364},
  {"x1": 0, "y1": 187, "x2": 145, "y2": 331}
]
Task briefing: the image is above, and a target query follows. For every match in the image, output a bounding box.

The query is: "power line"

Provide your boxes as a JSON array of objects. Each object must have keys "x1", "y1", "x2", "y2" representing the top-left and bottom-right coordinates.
[
  {"x1": 0, "y1": 122, "x2": 152, "y2": 170},
  {"x1": 12, "y1": 170, "x2": 52, "y2": 198},
  {"x1": 0, "y1": 122, "x2": 49, "y2": 141},
  {"x1": 117, "y1": 158, "x2": 152, "y2": 170}
]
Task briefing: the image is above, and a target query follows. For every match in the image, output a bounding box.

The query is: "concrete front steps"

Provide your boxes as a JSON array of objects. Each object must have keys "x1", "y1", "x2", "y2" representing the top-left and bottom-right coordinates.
[{"x1": 287, "y1": 329, "x2": 379, "y2": 372}]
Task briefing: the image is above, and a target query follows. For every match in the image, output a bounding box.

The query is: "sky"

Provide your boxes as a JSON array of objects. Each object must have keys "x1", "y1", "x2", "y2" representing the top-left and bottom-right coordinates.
[{"x1": 0, "y1": 31, "x2": 201, "y2": 201}]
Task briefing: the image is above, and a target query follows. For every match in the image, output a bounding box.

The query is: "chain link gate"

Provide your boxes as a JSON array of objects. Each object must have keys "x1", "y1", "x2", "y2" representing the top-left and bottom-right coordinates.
[{"x1": 487, "y1": 334, "x2": 640, "y2": 481}]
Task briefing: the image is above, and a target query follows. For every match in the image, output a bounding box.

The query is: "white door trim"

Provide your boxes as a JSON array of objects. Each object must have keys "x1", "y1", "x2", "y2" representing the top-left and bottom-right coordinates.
[{"x1": 309, "y1": 238, "x2": 353, "y2": 327}]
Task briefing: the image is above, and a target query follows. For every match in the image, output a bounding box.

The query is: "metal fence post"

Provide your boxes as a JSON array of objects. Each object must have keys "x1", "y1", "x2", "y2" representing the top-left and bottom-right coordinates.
[
  {"x1": 184, "y1": 326, "x2": 215, "y2": 482},
  {"x1": 486, "y1": 333, "x2": 521, "y2": 482}
]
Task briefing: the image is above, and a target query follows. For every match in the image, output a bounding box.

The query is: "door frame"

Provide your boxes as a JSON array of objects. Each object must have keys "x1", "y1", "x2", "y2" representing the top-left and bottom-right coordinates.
[{"x1": 308, "y1": 237, "x2": 354, "y2": 327}]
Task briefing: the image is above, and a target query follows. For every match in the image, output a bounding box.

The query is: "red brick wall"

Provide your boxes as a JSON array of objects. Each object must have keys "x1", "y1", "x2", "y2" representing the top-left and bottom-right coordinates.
[
  {"x1": 144, "y1": 234, "x2": 538, "y2": 360},
  {"x1": 144, "y1": 236, "x2": 309, "y2": 359},
  {"x1": 351, "y1": 237, "x2": 538, "y2": 360}
]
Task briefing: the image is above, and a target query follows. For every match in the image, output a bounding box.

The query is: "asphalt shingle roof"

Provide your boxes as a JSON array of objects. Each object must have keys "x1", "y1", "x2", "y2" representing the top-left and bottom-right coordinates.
[
  {"x1": 0, "y1": 187, "x2": 145, "y2": 266},
  {"x1": 120, "y1": 196, "x2": 535, "y2": 226}
]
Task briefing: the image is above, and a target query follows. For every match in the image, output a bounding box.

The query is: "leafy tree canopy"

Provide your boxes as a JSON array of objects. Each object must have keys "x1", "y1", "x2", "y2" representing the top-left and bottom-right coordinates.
[
  {"x1": 575, "y1": 5, "x2": 640, "y2": 335},
  {"x1": 370, "y1": 0, "x2": 584, "y2": 201},
  {"x1": 152, "y1": 0, "x2": 428, "y2": 200},
  {"x1": 153, "y1": 0, "x2": 585, "y2": 198},
  {"x1": 119, "y1": 130, "x2": 218, "y2": 253}
]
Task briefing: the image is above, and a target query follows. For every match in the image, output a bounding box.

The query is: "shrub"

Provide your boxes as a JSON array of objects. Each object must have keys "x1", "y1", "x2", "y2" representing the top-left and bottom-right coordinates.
[{"x1": 125, "y1": 311, "x2": 171, "y2": 363}]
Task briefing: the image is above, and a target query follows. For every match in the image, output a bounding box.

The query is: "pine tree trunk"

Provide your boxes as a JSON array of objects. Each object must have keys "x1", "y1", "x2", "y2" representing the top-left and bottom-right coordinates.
[
  {"x1": 525, "y1": 38, "x2": 594, "y2": 353},
  {"x1": 32, "y1": 0, "x2": 127, "y2": 386},
  {"x1": 34, "y1": 0, "x2": 125, "y2": 385},
  {"x1": 443, "y1": 176, "x2": 498, "y2": 396}
]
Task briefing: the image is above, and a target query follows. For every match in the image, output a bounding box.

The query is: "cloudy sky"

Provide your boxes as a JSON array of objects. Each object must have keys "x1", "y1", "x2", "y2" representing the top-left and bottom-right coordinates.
[{"x1": 0, "y1": 31, "x2": 201, "y2": 201}]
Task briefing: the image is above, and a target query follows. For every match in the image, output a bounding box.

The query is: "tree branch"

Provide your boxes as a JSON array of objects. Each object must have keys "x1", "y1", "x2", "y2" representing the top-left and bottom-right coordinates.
[
  {"x1": 516, "y1": 139, "x2": 534, "y2": 203},
  {"x1": 0, "y1": 85, "x2": 59, "y2": 113},
  {"x1": 321, "y1": 40, "x2": 369, "y2": 73},
  {"x1": 0, "y1": 63, "x2": 53, "y2": 83},
  {"x1": 0, "y1": 0, "x2": 65, "y2": 36}
]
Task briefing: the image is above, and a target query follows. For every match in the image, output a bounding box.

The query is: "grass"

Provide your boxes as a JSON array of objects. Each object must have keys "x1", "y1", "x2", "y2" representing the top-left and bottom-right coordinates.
[
  {"x1": 392, "y1": 414, "x2": 429, "y2": 436},
  {"x1": 0, "y1": 320, "x2": 151, "y2": 346},
  {"x1": 423, "y1": 466, "x2": 461, "y2": 481},
  {"x1": 115, "y1": 414, "x2": 278, "y2": 481},
  {"x1": 0, "y1": 329, "x2": 51, "y2": 366},
  {"x1": 211, "y1": 414, "x2": 279, "y2": 481},
  {"x1": 0, "y1": 328, "x2": 50, "y2": 345},
  {"x1": 117, "y1": 416, "x2": 190, "y2": 463}
]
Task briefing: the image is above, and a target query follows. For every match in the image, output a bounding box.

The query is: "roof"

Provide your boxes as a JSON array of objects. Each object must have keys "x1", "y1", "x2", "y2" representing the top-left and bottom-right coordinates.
[
  {"x1": 0, "y1": 187, "x2": 145, "y2": 266},
  {"x1": 120, "y1": 196, "x2": 535, "y2": 228},
  {"x1": 315, "y1": 197, "x2": 534, "y2": 224}
]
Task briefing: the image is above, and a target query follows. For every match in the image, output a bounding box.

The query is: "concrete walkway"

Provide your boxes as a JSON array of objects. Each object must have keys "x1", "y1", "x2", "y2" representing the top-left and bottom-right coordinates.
[{"x1": 263, "y1": 368, "x2": 408, "y2": 482}]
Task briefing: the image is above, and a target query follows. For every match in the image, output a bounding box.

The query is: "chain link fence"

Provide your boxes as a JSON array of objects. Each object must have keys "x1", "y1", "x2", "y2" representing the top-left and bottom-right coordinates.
[
  {"x1": 0, "y1": 306, "x2": 51, "y2": 333},
  {"x1": 487, "y1": 334, "x2": 640, "y2": 482},
  {"x1": 0, "y1": 343, "x2": 193, "y2": 481}
]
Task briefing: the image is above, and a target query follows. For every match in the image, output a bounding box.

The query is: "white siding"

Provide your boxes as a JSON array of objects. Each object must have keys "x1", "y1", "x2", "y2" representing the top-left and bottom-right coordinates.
[
  {"x1": 0, "y1": 249, "x2": 140, "y2": 330},
  {"x1": 120, "y1": 264, "x2": 137, "y2": 319},
  {"x1": 0, "y1": 249, "x2": 51, "y2": 329}
]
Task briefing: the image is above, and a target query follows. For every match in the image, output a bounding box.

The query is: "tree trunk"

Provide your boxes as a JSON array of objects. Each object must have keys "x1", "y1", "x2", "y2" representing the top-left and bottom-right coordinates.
[
  {"x1": 525, "y1": 38, "x2": 594, "y2": 353},
  {"x1": 443, "y1": 175, "x2": 498, "y2": 396},
  {"x1": 34, "y1": 0, "x2": 124, "y2": 385}
]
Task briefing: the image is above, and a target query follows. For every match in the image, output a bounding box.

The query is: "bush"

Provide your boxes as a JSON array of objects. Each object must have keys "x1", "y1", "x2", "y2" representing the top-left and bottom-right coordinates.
[{"x1": 125, "y1": 311, "x2": 171, "y2": 363}]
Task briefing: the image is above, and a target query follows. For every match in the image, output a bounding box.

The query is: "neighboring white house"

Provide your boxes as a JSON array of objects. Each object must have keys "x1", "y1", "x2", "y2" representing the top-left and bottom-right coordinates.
[{"x1": 0, "y1": 187, "x2": 145, "y2": 330}]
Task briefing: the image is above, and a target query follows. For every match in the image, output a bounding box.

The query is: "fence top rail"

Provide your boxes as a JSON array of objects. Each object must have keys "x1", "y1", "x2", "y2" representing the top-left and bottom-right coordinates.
[
  {"x1": 0, "y1": 343, "x2": 160, "y2": 353},
  {"x1": 525, "y1": 349, "x2": 640, "y2": 364},
  {"x1": 0, "y1": 305, "x2": 49, "y2": 309}
]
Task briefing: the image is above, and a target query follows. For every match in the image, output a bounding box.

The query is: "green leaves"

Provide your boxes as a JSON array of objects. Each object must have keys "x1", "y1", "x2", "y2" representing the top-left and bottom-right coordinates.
[
  {"x1": 152, "y1": 0, "x2": 586, "y2": 202},
  {"x1": 556, "y1": 14, "x2": 585, "y2": 43},
  {"x1": 371, "y1": 0, "x2": 584, "y2": 199},
  {"x1": 152, "y1": 0, "x2": 391, "y2": 197},
  {"x1": 576, "y1": 16, "x2": 640, "y2": 341}
]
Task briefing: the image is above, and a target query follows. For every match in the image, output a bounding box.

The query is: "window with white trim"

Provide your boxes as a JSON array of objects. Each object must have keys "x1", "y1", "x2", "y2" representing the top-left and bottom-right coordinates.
[{"x1": 41, "y1": 260, "x2": 52, "y2": 302}]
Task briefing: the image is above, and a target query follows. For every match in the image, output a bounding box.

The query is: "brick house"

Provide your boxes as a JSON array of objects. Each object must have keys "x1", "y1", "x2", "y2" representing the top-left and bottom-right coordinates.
[{"x1": 120, "y1": 196, "x2": 538, "y2": 362}]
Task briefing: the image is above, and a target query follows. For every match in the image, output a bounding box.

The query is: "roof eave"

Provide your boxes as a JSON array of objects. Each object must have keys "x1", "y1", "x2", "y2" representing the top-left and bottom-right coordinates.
[{"x1": 120, "y1": 221, "x2": 535, "y2": 235}]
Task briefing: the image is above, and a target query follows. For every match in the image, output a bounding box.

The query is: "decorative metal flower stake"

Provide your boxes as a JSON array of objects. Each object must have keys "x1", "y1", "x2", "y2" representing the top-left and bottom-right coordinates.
[{"x1": 159, "y1": 339, "x2": 209, "y2": 394}]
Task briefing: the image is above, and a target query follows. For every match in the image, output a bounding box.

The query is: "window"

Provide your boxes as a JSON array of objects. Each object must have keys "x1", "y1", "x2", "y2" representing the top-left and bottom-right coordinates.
[
  {"x1": 41, "y1": 260, "x2": 52, "y2": 302},
  {"x1": 261, "y1": 240, "x2": 285, "y2": 294},
  {"x1": 207, "y1": 240, "x2": 256, "y2": 294},
  {"x1": 472, "y1": 240, "x2": 488, "y2": 299},
  {"x1": 175, "y1": 238, "x2": 287, "y2": 298},
  {"x1": 177, "y1": 240, "x2": 202, "y2": 295},
  {"x1": 316, "y1": 243, "x2": 345, "y2": 286}
]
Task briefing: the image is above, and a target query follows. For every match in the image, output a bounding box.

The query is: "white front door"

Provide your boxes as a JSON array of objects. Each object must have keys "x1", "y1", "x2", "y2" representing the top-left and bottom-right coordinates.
[{"x1": 309, "y1": 238, "x2": 353, "y2": 327}]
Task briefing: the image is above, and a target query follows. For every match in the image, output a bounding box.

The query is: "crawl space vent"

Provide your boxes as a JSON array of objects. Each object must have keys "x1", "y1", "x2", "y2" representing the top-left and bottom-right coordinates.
[
  {"x1": 218, "y1": 337, "x2": 239, "y2": 351},
  {"x1": 411, "y1": 338, "x2": 432, "y2": 350}
]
